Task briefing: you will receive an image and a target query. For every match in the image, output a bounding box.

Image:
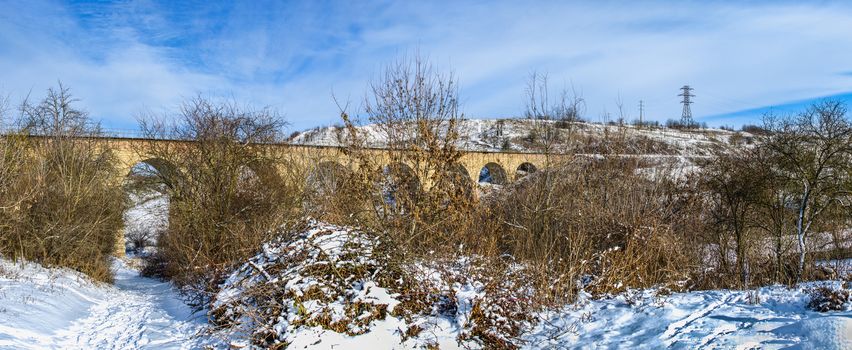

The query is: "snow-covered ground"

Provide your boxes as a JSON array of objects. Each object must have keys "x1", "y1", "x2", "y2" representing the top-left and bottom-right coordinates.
[
  {"x1": 0, "y1": 258, "x2": 207, "y2": 350},
  {"x1": 210, "y1": 221, "x2": 852, "y2": 350},
  {"x1": 2, "y1": 213, "x2": 850, "y2": 350},
  {"x1": 3, "y1": 253, "x2": 850, "y2": 349},
  {"x1": 124, "y1": 187, "x2": 169, "y2": 252},
  {"x1": 527, "y1": 285, "x2": 852, "y2": 350}
]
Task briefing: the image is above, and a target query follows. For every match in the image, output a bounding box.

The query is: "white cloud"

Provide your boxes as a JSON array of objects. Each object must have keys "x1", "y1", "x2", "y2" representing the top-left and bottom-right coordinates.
[{"x1": 1, "y1": 1, "x2": 852, "y2": 130}]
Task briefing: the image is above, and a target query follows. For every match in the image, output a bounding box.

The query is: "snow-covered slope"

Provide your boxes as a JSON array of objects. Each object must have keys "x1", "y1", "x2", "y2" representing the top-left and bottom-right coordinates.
[
  {"x1": 124, "y1": 190, "x2": 169, "y2": 251},
  {"x1": 0, "y1": 258, "x2": 207, "y2": 349},
  {"x1": 289, "y1": 119, "x2": 749, "y2": 157},
  {"x1": 527, "y1": 284, "x2": 852, "y2": 349}
]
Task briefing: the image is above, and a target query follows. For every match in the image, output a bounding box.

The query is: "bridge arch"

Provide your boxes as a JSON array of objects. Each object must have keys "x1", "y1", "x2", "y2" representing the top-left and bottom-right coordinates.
[
  {"x1": 303, "y1": 161, "x2": 356, "y2": 217},
  {"x1": 306, "y1": 161, "x2": 352, "y2": 193},
  {"x1": 126, "y1": 158, "x2": 180, "y2": 190},
  {"x1": 434, "y1": 162, "x2": 473, "y2": 198},
  {"x1": 122, "y1": 158, "x2": 178, "y2": 254},
  {"x1": 515, "y1": 162, "x2": 538, "y2": 180},
  {"x1": 378, "y1": 162, "x2": 422, "y2": 212},
  {"x1": 245, "y1": 160, "x2": 287, "y2": 191},
  {"x1": 478, "y1": 162, "x2": 508, "y2": 185}
]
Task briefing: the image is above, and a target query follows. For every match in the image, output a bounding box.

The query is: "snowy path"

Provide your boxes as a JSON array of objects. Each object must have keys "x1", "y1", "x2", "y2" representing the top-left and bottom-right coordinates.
[{"x1": 0, "y1": 258, "x2": 207, "y2": 350}]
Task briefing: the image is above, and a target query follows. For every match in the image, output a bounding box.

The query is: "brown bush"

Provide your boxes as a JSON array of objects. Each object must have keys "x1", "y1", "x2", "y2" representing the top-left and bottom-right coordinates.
[
  {"x1": 136, "y1": 97, "x2": 299, "y2": 304},
  {"x1": 0, "y1": 85, "x2": 125, "y2": 282},
  {"x1": 317, "y1": 64, "x2": 706, "y2": 310},
  {"x1": 808, "y1": 286, "x2": 850, "y2": 312},
  {"x1": 468, "y1": 156, "x2": 701, "y2": 303},
  {"x1": 334, "y1": 53, "x2": 476, "y2": 254}
]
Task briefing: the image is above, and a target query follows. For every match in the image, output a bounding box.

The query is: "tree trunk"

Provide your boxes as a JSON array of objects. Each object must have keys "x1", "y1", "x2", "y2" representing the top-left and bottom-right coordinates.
[{"x1": 795, "y1": 185, "x2": 810, "y2": 282}]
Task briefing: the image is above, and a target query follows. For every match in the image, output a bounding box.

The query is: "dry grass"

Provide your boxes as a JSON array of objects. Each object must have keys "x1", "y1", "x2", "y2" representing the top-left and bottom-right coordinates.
[{"x1": 466, "y1": 156, "x2": 701, "y2": 302}]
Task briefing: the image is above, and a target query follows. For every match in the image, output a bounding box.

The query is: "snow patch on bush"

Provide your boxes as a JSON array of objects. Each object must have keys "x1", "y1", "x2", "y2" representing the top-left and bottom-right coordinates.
[{"x1": 210, "y1": 221, "x2": 537, "y2": 349}]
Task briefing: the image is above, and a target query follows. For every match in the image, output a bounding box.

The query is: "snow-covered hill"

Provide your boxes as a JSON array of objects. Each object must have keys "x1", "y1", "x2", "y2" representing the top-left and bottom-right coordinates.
[{"x1": 288, "y1": 119, "x2": 751, "y2": 157}]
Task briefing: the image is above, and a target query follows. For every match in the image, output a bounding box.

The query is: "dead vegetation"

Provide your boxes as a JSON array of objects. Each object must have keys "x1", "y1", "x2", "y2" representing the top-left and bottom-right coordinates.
[
  {"x1": 333, "y1": 53, "x2": 477, "y2": 252},
  {"x1": 210, "y1": 220, "x2": 541, "y2": 349},
  {"x1": 807, "y1": 285, "x2": 850, "y2": 312},
  {"x1": 252, "y1": 56, "x2": 852, "y2": 347},
  {"x1": 134, "y1": 97, "x2": 301, "y2": 304},
  {"x1": 209, "y1": 222, "x2": 406, "y2": 346},
  {"x1": 0, "y1": 84, "x2": 125, "y2": 282}
]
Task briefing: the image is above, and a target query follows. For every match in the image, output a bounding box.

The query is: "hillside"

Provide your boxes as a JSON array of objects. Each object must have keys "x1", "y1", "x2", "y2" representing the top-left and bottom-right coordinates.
[{"x1": 288, "y1": 119, "x2": 752, "y2": 157}]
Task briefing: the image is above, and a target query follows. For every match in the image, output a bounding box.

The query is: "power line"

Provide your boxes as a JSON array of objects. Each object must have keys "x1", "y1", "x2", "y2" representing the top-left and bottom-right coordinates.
[{"x1": 638, "y1": 100, "x2": 644, "y2": 126}]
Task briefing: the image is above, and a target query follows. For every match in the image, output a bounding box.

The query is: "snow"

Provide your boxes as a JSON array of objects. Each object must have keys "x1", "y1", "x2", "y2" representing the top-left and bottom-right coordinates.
[
  {"x1": 5, "y1": 256, "x2": 850, "y2": 350},
  {"x1": 0, "y1": 257, "x2": 207, "y2": 349},
  {"x1": 524, "y1": 284, "x2": 852, "y2": 350},
  {"x1": 3, "y1": 216, "x2": 850, "y2": 349},
  {"x1": 289, "y1": 119, "x2": 746, "y2": 158},
  {"x1": 211, "y1": 221, "x2": 497, "y2": 349},
  {"x1": 124, "y1": 190, "x2": 169, "y2": 251}
]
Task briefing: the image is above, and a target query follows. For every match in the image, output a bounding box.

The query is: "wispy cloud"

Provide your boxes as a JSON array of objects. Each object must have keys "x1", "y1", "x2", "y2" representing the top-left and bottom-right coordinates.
[{"x1": 1, "y1": 0, "x2": 852, "y2": 130}]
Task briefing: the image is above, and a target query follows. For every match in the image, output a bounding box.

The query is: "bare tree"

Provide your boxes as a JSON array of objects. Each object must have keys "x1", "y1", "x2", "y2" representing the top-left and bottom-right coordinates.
[
  {"x1": 0, "y1": 84, "x2": 125, "y2": 282},
  {"x1": 19, "y1": 83, "x2": 100, "y2": 136},
  {"x1": 615, "y1": 94, "x2": 626, "y2": 126},
  {"x1": 762, "y1": 100, "x2": 852, "y2": 281},
  {"x1": 751, "y1": 147, "x2": 797, "y2": 284},
  {"x1": 136, "y1": 97, "x2": 296, "y2": 303},
  {"x1": 523, "y1": 72, "x2": 584, "y2": 156},
  {"x1": 0, "y1": 93, "x2": 9, "y2": 126},
  {"x1": 365, "y1": 54, "x2": 461, "y2": 151},
  {"x1": 702, "y1": 148, "x2": 770, "y2": 287},
  {"x1": 340, "y1": 53, "x2": 472, "y2": 251}
]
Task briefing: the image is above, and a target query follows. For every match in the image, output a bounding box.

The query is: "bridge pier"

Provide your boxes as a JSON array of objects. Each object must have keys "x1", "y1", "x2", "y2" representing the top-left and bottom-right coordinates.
[{"x1": 115, "y1": 227, "x2": 126, "y2": 257}]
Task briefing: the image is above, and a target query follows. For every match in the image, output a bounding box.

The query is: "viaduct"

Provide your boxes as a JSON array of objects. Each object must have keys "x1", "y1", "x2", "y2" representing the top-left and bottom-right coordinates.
[
  {"x1": 108, "y1": 137, "x2": 549, "y2": 188},
  {"x1": 106, "y1": 136, "x2": 551, "y2": 255}
]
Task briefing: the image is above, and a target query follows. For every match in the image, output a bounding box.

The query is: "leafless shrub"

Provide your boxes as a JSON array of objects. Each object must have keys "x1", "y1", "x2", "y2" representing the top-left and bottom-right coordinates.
[
  {"x1": 125, "y1": 226, "x2": 159, "y2": 253},
  {"x1": 337, "y1": 53, "x2": 475, "y2": 253},
  {"x1": 807, "y1": 286, "x2": 850, "y2": 312},
  {"x1": 700, "y1": 147, "x2": 771, "y2": 288},
  {"x1": 523, "y1": 71, "x2": 581, "y2": 154},
  {"x1": 761, "y1": 101, "x2": 852, "y2": 281},
  {"x1": 0, "y1": 84, "x2": 125, "y2": 282},
  {"x1": 136, "y1": 97, "x2": 297, "y2": 305},
  {"x1": 471, "y1": 156, "x2": 700, "y2": 303}
]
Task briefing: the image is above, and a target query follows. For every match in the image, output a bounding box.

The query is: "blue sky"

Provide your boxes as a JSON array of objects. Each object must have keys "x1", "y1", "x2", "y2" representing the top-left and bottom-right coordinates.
[{"x1": 2, "y1": 1, "x2": 852, "y2": 131}]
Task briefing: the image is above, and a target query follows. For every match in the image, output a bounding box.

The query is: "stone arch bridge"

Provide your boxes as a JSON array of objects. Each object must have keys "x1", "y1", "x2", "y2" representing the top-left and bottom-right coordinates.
[
  {"x1": 108, "y1": 137, "x2": 551, "y2": 188},
  {"x1": 107, "y1": 136, "x2": 552, "y2": 254}
]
